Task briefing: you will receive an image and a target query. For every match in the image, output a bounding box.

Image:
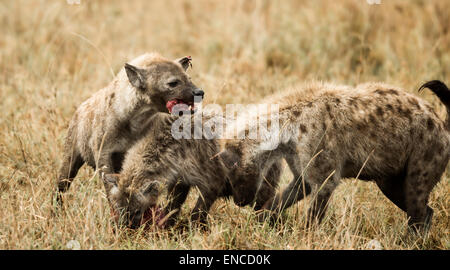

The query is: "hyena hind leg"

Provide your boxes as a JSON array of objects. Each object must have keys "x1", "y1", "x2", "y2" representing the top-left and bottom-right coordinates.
[
  {"x1": 404, "y1": 176, "x2": 437, "y2": 235},
  {"x1": 190, "y1": 187, "x2": 220, "y2": 227},
  {"x1": 306, "y1": 183, "x2": 336, "y2": 228},
  {"x1": 163, "y1": 181, "x2": 191, "y2": 227},
  {"x1": 56, "y1": 150, "x2": 84, "y2": 206}
]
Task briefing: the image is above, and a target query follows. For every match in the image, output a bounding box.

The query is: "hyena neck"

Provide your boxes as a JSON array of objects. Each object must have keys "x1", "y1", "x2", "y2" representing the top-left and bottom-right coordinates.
[{"x1": 113, "y1": 84, "x2": 157, "y2": 121}]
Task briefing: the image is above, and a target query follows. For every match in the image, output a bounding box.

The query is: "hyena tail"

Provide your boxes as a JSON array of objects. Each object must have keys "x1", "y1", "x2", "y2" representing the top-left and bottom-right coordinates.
[{"x1": 419, "y1": 80, "x2": 450, "y2": 131}]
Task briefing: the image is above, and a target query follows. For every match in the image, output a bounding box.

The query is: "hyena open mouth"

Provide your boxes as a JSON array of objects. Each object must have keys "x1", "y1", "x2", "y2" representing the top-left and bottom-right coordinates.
[{"x1": 166, "y1": 99, "x2": 196, "y2": 114}]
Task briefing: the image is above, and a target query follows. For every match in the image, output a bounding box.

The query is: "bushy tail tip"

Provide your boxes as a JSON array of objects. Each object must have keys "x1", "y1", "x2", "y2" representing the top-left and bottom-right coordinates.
[{"x1": 419, "y1": 80, "x2": 450, "y2": 130}]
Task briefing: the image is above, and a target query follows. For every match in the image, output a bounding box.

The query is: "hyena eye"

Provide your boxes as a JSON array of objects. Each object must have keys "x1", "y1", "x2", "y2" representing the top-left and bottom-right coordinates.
[{"x1": 167, "y1": 80, "x2": 180, "y2": 88}]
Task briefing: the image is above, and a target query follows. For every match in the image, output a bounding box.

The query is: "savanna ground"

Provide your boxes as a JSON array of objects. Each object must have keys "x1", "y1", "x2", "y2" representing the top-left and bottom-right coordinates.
[{"x1": 0, "y1": 0, "x2": 449, "y2": 250}]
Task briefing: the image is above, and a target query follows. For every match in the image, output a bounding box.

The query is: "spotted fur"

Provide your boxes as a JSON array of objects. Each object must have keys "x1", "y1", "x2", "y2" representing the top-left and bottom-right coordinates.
[
  {"x1": 229, "y1": 80, "x2": 449, "y2": 234},
  {"x1": 57, "y1": 53, "x2": 202, "y2": 206}
]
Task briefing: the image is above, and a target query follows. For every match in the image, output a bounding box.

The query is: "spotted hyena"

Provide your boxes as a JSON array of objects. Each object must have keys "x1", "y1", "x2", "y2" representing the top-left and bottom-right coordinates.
[
  {"x1": 101, "y1": 112, "x2": 282, "y2": 228},
  {"x1": 224, "y1": 80, "x2": 449, "y2": 234},
  {"x1": 57, "y1": 53, "x2": 204, "y2": 205}
]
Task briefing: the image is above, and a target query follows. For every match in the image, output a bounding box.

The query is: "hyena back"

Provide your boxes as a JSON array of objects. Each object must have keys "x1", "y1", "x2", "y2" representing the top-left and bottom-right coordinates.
[{"x1": 226, "y1": 81, "x2": 449, "y2": 234}]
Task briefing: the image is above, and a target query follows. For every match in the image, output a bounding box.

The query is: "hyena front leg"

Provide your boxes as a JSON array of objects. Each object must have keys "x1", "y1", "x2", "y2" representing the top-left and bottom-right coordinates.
[
  {"x1": 56, "y1": 149, "x2": 84, "y2": 206},
  {"x1": 163, "y1": 180, "x2": 191, "y2": 227},
  {"x1": 306, "y1": 183, "x2": 335, "y2": 227},
  {"x1": 263, "y1": 154, "x2": 311, "y2": 212},
  {"x1": 190, "y1": 187, "x2": 220, "y2": 226},
  {"x1": 259, "y1": 155, "x2": 311, "y2": 222},
  {"x1": 95, "y1": 147, "x2": 117, "y2": 174},
  {"x1": 254, "y1": 160, "x2": 283, "y2": 210}
]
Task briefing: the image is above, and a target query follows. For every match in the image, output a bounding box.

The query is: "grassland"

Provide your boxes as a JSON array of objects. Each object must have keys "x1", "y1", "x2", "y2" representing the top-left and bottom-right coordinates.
[{"x1": 0, "y1": 0, "x2": 448, "y2": 249}]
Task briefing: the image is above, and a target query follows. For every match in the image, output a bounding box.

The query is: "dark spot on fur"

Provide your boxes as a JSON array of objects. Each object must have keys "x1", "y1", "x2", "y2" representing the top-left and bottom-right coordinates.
[
  {"x1": 418, "y1": 131, "x2": 424, "y2": 140},
  {"x1": 322, "y1": 122, "x2": 327, "y2": 130},
  {"x1": 108, "y1": 93, "x2": 115, "y2": 107},
  {"x1": 369, "y1": 114, "x2": 377, "y2": 123},
  {"x1": 325, "y1": 104, "x2": 331, "y2": 113},
  {"x1": 386, "y1": 104, "x2": 394, "y2": 111},
  {"x1": 390, "y1": 121, "x2": 396, "y2": 130},
  {"x1": 118, "y1": 121, "x2": 132, "y2": 135},
  {"x1": 312, "y1": 123, "x2": 317, "y2": 129},
  {"x1": 398, "y1": 106, "x2": 412, "y2": 122},
  {"x1": 306, "y1": 102, "x2": 313, "y2": 107},
  {"x1": 376, "y1": 106, "x2": 384, "y2": 116},
  {"x1": 334, "y1": 98, "x2": 341, "y2": 104},
  {"x1": 359, "y1": 99, "x2": 368, "y2": 107},
  {"x1": 387, "y1": 89, "x2": 399, "y2": 96},
  {"x1": 293, "y1": 110, "x2": 300, "y2": 116},
  {"x1": 426, "y1": 118, "x2": 435, "y2": 131},
  {"x1": 425, "y1": 104, "x2": 434, "y2": 112},
  {"x1": 408, "y1": 97, "x2": 420, "y2": 109},
  {"x1": 300, "y1": 124, "x2": 307, "y2": 133},
  {"x1": 374, "y1": 89, "x2": 386, "y2": 95},
  {"x1": 356, "y1": 122, "x2": 366, "y2": 131}
]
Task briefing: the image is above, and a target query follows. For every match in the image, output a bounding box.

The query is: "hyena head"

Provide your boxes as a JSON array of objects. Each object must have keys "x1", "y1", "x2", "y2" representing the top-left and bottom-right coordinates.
[
  {"x1": 101, "y1": 173, "x2": 160, "y2": 229},
  {"x1": 124, "y1": 56, "x2": 204, "y2": 113},
  {"x1": 219, "y1": 140, "x2": 260, "y2": 207}
]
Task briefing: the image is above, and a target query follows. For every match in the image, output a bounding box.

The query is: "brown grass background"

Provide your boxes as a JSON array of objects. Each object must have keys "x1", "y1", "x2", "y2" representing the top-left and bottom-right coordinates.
[{"x1": 0, "y1": 0, "x2": 448, "y2": 249}]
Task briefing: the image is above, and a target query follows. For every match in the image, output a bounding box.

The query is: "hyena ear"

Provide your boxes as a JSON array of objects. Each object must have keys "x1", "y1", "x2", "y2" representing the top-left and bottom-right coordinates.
[
  {"x1": 175, "y1": 56, "x2": 192, "y2": 71},
  {"x1": 125, "y1": 63, "x2": 147, "y2": 90}
]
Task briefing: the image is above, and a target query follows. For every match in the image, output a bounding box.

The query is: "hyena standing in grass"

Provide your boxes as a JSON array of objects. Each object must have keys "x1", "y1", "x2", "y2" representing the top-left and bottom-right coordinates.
[
  {"x1": 56, "y1": 53, "x2": 204, "y2": 205},
  {"x1": 226, "y1": 80, "x2": 449, "y2": 234},
  {"x1": 101, "y1": 113, "x2": 234, "y2": 228},
  {"x1": 101, "y1": 112, "x2": 282, "y2": 228},
  {"x1": 101, "y1": 80, "x2": 449, "y2": 233}
]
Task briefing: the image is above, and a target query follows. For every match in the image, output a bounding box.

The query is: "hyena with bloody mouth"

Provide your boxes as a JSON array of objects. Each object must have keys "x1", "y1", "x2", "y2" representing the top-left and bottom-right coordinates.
[
  {"x1": 100, "y1": 111, "x2": 283, "y2": 229},
  {"x1": 56, "y1": 52, "x2": 204, "y2": 206}
]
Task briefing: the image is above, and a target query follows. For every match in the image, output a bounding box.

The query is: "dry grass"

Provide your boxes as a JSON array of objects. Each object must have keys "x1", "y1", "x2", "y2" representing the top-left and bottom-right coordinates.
[{"x1": 0, "y1": 0, "x2": 449, "y2": 250}]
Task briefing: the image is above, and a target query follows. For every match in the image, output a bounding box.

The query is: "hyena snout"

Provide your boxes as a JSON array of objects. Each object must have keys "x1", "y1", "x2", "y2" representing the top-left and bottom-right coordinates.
[{"x1": 192, "y1": 88, "x2": 204, "y2": 99}]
